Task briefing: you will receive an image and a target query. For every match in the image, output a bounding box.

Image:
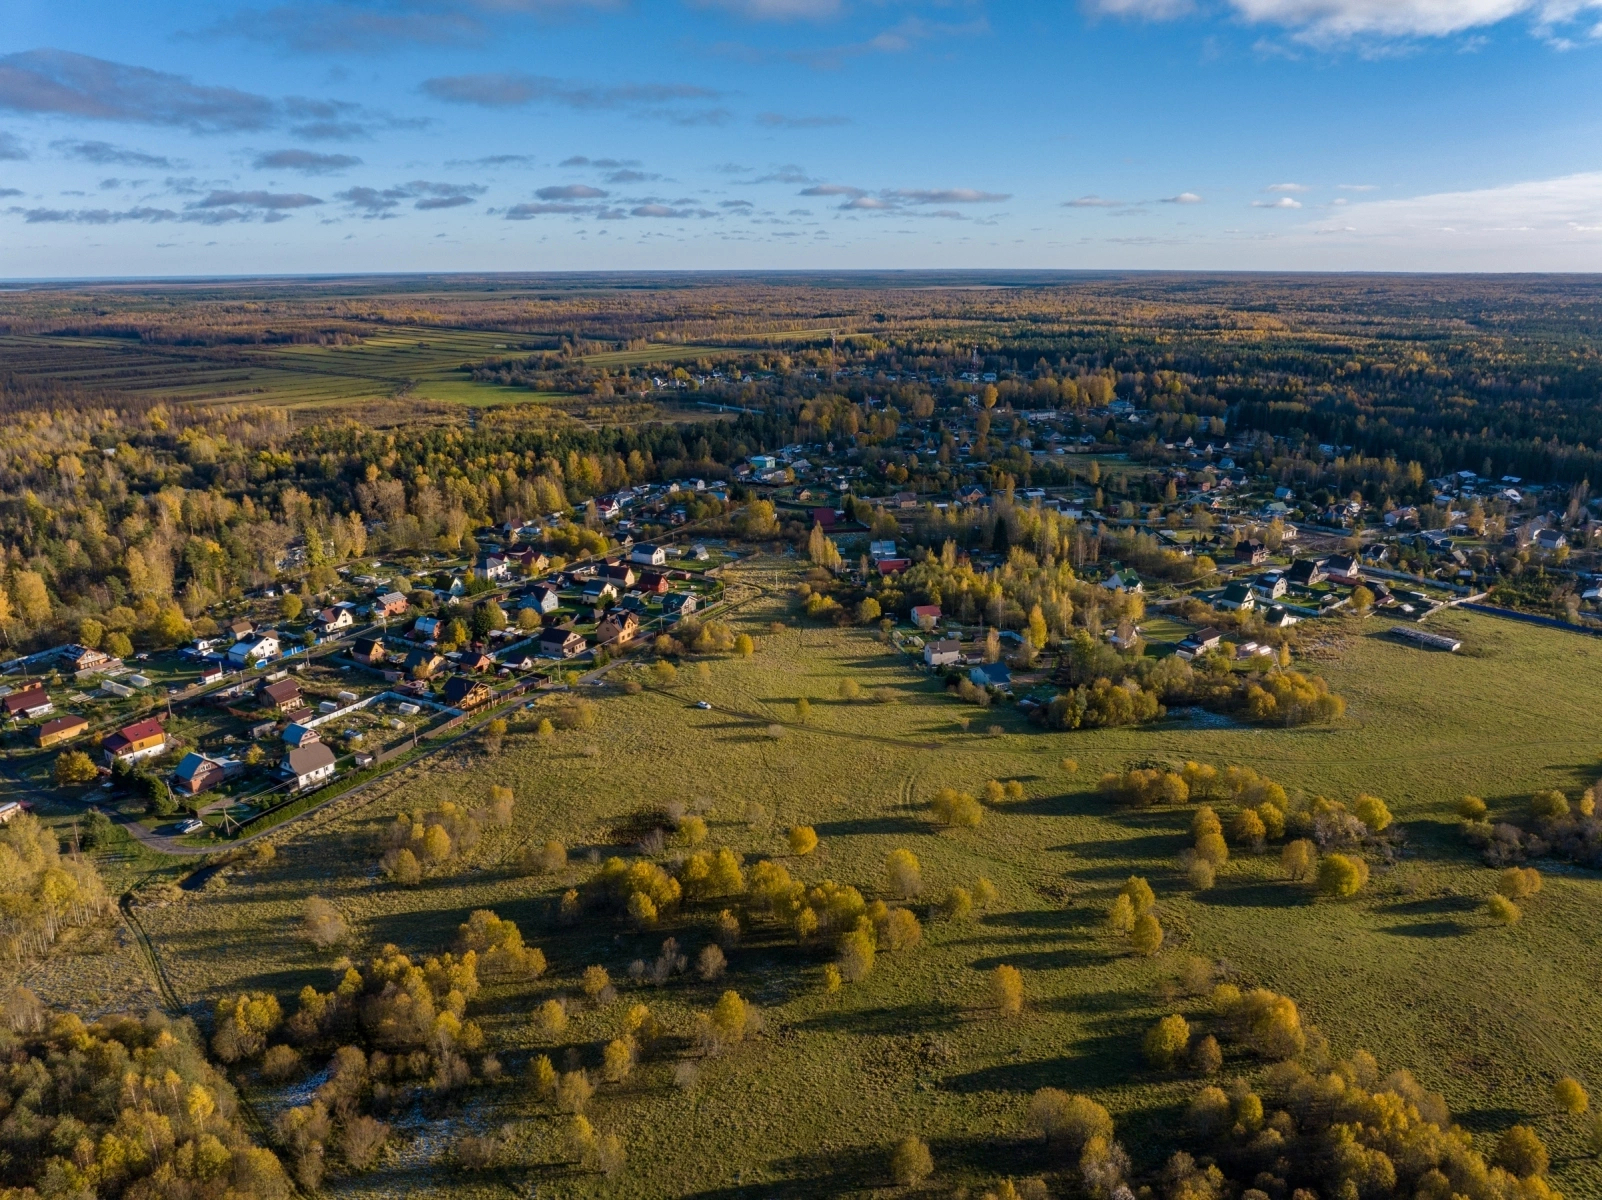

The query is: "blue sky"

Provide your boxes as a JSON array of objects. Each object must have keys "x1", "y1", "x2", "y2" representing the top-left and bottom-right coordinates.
[{"x1": 3, "y1": 0, "x2": 1602, "y2": 274}]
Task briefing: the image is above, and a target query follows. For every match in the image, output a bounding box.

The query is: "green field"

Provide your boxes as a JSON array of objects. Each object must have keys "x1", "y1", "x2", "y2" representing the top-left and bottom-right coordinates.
[{"x1": 78, "y1": 568, "x2": 1602, "y2": 1197}]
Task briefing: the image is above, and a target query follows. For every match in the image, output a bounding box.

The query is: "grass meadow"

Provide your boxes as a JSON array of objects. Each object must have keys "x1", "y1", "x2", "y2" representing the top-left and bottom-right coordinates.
[{"x1": 113, "y1": 563, "x2": 1602, "y2": 1197}]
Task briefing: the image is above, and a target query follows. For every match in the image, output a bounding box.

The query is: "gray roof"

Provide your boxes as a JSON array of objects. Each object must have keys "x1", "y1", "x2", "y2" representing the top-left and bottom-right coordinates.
[{"x1": 286, "y1": 743, "x2": 336, "y2": 776}]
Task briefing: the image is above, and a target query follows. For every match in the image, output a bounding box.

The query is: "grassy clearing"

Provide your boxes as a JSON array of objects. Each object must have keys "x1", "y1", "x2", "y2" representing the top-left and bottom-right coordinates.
[{"x1": 77, "y1": 566, "x2": 1602, "y2": 1196}]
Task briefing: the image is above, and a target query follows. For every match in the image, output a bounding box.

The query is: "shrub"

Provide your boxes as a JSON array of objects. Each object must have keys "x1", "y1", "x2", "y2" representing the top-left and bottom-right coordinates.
[
  {"x1": 1531, "y1": 790, "x2": 1570, "y2": 821},
  {"x1": 1495, "y1": 1125, "x2": 1549, "y2": 1178},
  {"x1": 1317, "y1": 853, "x2": 1369, "y2": 898},
  {"x1": 677, "y1": 815, "x2": 708, "y2": 846},
  {"x1": 1120, "y1": 876, "x2": 1156, "y2": 914},
  {"x1": 555, "y1": 1069, "x2": 594, "y2": 1114},
  {"x1": 1487, "y1": 893, "x2": 1521, "y2": 925},
  {"x1": 789, "y1": 825, "x2": 818, "y2": 856},
  {"x1": 974, "y1": 877, "x2": 999, "y2": 908},
  {"x1": 942, "y1": 886, "x2": 973, "y2": 920},
  {"x1": 1101, "y1": 768, "x2": 1189, "y2": 807},
  {"x1": 212, "y1": 992, "x2": 282, "y2": 1063},
  {"x1": 1194, "y1": 832, "x2": 1229, "y2": 869},
  {"x1": 1107, "y1": 894, "x2": 1136, "y2": 935},
  {"x1": 1280, "y1": 839, "x2": 1316, "y2": 881},
  {"x1": 1061, "y1": 758, "x2": 1079, "y2": 773},
  {"x1": 341, "y1": 1115, "x2": 388, "y2": 1171},
  {"x1": 53, "y1": 751, "x2": 99, "y2": 787},
  {"x1": 1498, "y1": 866, "x2": 1542, "y2": 900},
  {"x1": 1256, "y1": 803, "x2": 1286, "y2": 840},
  {"x1": 697, "y1": 944, "x2": 726, "y2": 981},
  {"x1": 891, "y1": 1136, "x2": 934, "y2": 1186},
  {"x1": 302, "y1": 896, "x2": 348, "y2": 947},
  {"x1": 261, "y1": 1044, "x2": 303, "y2": 1082},
  {"x1": 537, "y1": 840, "x2": 567, "y2": 872},
  {"x1": 1555, "y1": 1077, "x2": 1590, "y2": 1115},
  {"x1": 1458, "y1": 795, "x2": 1489, "y2": 820},
  {"x1": 932, "y1": 787, "x2": 983, "y2": 828},
  {"x1": 839, "y1": 678, "x2": 862, "y2": 701},
  {"x1": 1027, "y1": 1089, "x2": 1112, "y2": 1151},
  {"x1": 709, "y1": 990, "x2": 754, "y2": 1046},
  {"x1": 1239, "y1": 988, "x2": 1306, "y2": 1059},
  {"x1": 582, "y1": 965, "x2": 612, "y2": 1000},
  {"x1": 1144, "y1": 1014, "x2": 1191, "y2": 1068},
  {"x1": 602, "y1": 1038, "x2": 634, "y2": 1083},
  {"x1": 1182, "y1": 854, "x2": 1215, "y2": 890},
  {"x1": 881, "y1": 907, "x2": 922, "y2": 951},
  {"x1": 1187, "y1": 1085, "x2": 1232, "y2": 1137},
  {"x1": 1354, "y1": 793, "x2": 1393, "y2": 833},
  {"x1": 596, "y1": 1132, "x2": 626, "y2": 1177},
  {"x1": 1228, "y1": 808, "x2": 1266, "y2": 849},
  {"x1": 822, "y1": 963, "x2": 842, "y2": 993},
  {"x1": 839, "y1": 929, "x2": 875, "y2": 982},
  {"x1": 535, "y1": 998, "x2": 568, "y2": 1038},
  {"x1": 735, "y1": 633, "x2": 754, "y2": 656},
  {"x1": 1191, "y1": 1034, "x2": 1223, "y2": 1074},
  {"x1": 530, "y1": 1054, "x2": 558, "y2": 1099},
  {"x1": 992, "y1": 965, "x2": 1024, "y2": 1016},
  {"x1": 885, "y1": 848, "x2": 922, "y2": 898},
  {"x1": 1192, "y1": 806, "x2": 1223, "y2": 838},
  {"x1": 1130, "y1": 913, "x2": 1164, "y2": 956}
]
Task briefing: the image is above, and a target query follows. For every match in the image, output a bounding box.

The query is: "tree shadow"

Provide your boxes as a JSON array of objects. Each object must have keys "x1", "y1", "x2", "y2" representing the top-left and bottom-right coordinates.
[
  {"x1": 981, "y1": 907, "x2": 1102, "y2": 933},
  {"x1": 1380, "y1": 920, "x2": 1472, "y2": 938},
  {"x1": 790, "y1": 1000, "x2": 963, "y2": 1036},
  {"x1": 1380, "y1": 893, "x2": 1480, "y2": 916},
  {"x1": 1009, "y1": 792, "x2": 1102, "y2": 818},
  {"x1": 813, "y1": 815, "x2": 931, "y2": 837},
  {"x1": 1192, "y1": 880, "x2": 1309, "y2": 909}
]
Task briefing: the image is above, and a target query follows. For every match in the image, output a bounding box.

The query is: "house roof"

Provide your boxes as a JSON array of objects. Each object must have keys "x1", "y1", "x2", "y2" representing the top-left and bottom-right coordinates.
[
  {"x1": 927, "y1": 638, "x2": 962, "y2": 653},
  {"x1": 261, "y1": 679, "x2": 301, "y2": 704},
  {"x1": 1222, "y1": 582, "x2": 1254, "y2": 600},
  {"x1": 174, "y1": 752, "x2": 223, "y2": 782},
  {"x1": 287, "y1": 742, "x2": 336, "y2": 775},
  {"x1": 106, "y1": 717, "x2": 164, "y2": 750},
  {"x1": 37, "y1": 714, "x2": 87, "y2": 737},
  {"x1": 971, "y1": 661, "x2": 1011, "y2": 684},
  {"x1": 3, "y1": 686, "x2": 49, "y2": 714},
  {"x1": 442, "y1": 675, "x2": 490, "y2": 705}
]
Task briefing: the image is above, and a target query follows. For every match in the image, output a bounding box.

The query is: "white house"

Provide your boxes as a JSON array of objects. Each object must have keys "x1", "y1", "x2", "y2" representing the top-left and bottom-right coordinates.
[
  {"x1": 283, "y1": 742, "x2": 337, "y2": 791},
  {"x1": 869, "y1": 540, "x2": 898, "y2": 560},
  {"x1": 227, "y1": 633, "x2": 280, "y2": 668},
  {"x1": 629, "y1": 543, "x2": 667, "y2": 566},
  {"x1": 923, "y1": 638, "x2": 963, "y2": 668}
]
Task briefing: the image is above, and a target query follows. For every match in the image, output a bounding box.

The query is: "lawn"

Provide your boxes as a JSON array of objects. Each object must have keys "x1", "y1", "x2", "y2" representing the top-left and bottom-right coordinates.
[{"x1": 76, "y1": 566, "x2": 1602, "y2": 1197}]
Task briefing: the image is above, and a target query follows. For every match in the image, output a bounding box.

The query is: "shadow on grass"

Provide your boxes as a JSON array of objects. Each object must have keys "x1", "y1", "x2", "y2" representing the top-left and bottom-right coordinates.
[
  {"x1": 1058, "y1": 833, "x2": 1185, "y2": 861},
  {"x1": 1009, "y1": 792, "x2": 1103, "y2": 818},
  {"x1": 792, "y1": 1000, "x2": 964, "y2": 1036},
  {"x1": 1380, "y1": 893, "x2": 1481, "y2": 916},
  {"x1": 1380, "y1": 920, "x2": 1472, "y2": 938},
  {"x1": 969, "y1": 944, "x2": 1111, "y2": 972},
  {"x1": 981, "y1": 907, "x2": 1103, "y2": 933},
  {"x1": 813, "y1": 815, "x2": 931, "y2": 837},
  {"x1": 684, "y1": 1134, "x2": 1029, "y2": 1199},
  {"x1": 1192, "y1": 880, "x2": 1309, "y2": 909}
]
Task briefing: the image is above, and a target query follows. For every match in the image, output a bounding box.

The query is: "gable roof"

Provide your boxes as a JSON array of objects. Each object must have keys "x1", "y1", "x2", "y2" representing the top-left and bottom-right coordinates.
[{"x1": 286, "y1": 742, "x2": 336, "y2": 776}]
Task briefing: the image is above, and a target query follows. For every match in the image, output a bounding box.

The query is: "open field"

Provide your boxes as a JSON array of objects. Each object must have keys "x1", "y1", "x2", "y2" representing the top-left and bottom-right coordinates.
[{"x1": 63, "y1": 559, "x2": 1600, "y2": 1197}]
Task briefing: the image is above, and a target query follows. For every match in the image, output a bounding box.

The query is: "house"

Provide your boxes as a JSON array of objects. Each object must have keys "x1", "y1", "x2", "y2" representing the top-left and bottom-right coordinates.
[
  {"x1": 663, "y1": 592, "x2": 699, "y2": 617},
  {"x1": 968, "y1": 661, "x2": 1012, "y2": 690},
  {"x1": 1536, "y1": 529, "x2": 1568, "y2": 552},
  {"x1": 521, "y1": 585, "x2": 562, "y2": 614},
  {"x1": 629, "y1": 543, "x2": 667, "y2": 566},
  {"x1": 172, "y1": 752, "x2": 240, "y2": 796},
  {"x1": 618, "y1": 595, "x2": 651, "y2": 617},
  {"x1": 477, "y1": 553, "x2": 513, "y2": 581},
  {"x1": 1324, "y1": 555, "x2": 1361, "y2": 584},
  {"x1": 57, "y1": 644, "x2": 113, "y2": 674},
  {"x1": 350, "y1": 636, "x2": 387, "y2": 665},
  {"x1": 1253, "y1": 573, "x2": 1288, "y2": 600},
  {"x1": 259, "y1": 678, "x2": 303, "y2": 712},
  {"x1": 283, "y1": 742, "x2": 337, "y2": 791},
  {"x1": 1175, "y1": 627, "x2": 1223, "y2": 660},
  {"x1": 198, "y1": 663, "x2": 226, "y2": 686},
  {"x1": 1218, "y1": 582, "x2": 1257, "y2": 611},
  {"x1": 441, "y1": 676, "x2": 493, "y2": 709},
  {"x1": 1262, "y1": 605, "x2": 1300, "y2": 628},
  {"x1": 227, "y1": 633, "x2": 279, "y2": 668},
  {"x1": 317, "y1": 607, "x2": 354, "y2": 635},
  {"x1": 811, "y1": 508, "x2": 839, "y2": 529},
  {"x1": 924, "y1": 638, "x2": 963, "y2": 668},
  {"x1": 691, "y1": 544, "x2": 711, "y2": 561},
  {"x1": 596, "y1": 609, "x2": 640, "y2": 647},
  {"x1": 911, "y1": 604, "x2": 942, "y2": 627},
  {"x1": 1101, "y1": 570, "x2": 1143, "y2": 595},
  {"x1": 35, "y1": 714, "x2": 88, "y2": 748},
  {"x1": 749, "y1": 454, "x2": 777, "y2": 472},
  {"x1": 1285, "y1": 558, "x2": 1327, "y2": 588},
  {"x1": 582, "y1": 580, "x2": 619, "y2": 604},
  {"x1": 894, "y1": 491, "x2": 919, "y2": 509},
  {"x1": 413, "y1": 616, "x2": 442, "y2": 640},
  {"x1": 403, "y1": 649, "x2": 444, "y2": 677},
  {"x1": 869, "y1": 540, "x2": 897, "y2": 560},
  {"x1": 282, "y1": 723, "x2": 320, "y2": 749},
  {"x1": 228, "y1": 619, "x2": 256, "y2": 642},
  {"x1": 636, "y1": 572, "x2": 670, "y2": 596},
  {"x1": 102, "y1": 718, "x2": 167, "y2": 766},
  {"x1": 462, "y1": 652, "x2": 496, "y2": 673},
  {"x1": 3, "y1": 686, "x2": 53, "y2": 720},
  {"x1": 600, "y1": 562, "x2": 638, "y2": 588},
  {"x1": 374, "y1": 591, "x2": 409, "y2": 618},
  {"x1": 956, "y1": 485, "x2": 986, "y2": 505},
  {"x1": 538, "y1": 627, "x2": 588, "y2": 659},
  {"x1": 876, "y1": 558, "x2": 912, "y2": 576},
  {"x1": 1234, "y1": 539, "x2": 1268, "y2": 565},
  {"x1": 511, "y1": 549, "x2": 550, "y2": 574}
]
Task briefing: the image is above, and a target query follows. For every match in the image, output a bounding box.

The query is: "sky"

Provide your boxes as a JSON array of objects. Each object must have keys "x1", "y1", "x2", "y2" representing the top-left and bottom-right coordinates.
[{"x1": 3, "y1": 0, "x2": 1602, "y2": 275}]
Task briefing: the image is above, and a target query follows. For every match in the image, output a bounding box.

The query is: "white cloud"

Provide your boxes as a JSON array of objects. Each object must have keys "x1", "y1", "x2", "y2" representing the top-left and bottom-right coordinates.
[
  {"x1": 1253, "y1": 196, "x2": 1303, "y2": 207},
  {"x1": 1338, "y1": 183, "x2": 1378, "y2": 190},
  {"x1": 1084, "y1": 0, "x2": 1602, "y2": 40},
  {"x1": 1161, "y1": 191, "x2": 1203, "y2": 203},
  {"x1": 1265, "y1": 181, "x2": 1310, "y2": 192}
]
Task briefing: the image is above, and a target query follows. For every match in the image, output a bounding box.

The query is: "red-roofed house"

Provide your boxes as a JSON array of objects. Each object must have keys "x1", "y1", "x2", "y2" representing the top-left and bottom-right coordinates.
[{"x1": 102, "y1": 718, "x2": 168, "y2": 766}]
